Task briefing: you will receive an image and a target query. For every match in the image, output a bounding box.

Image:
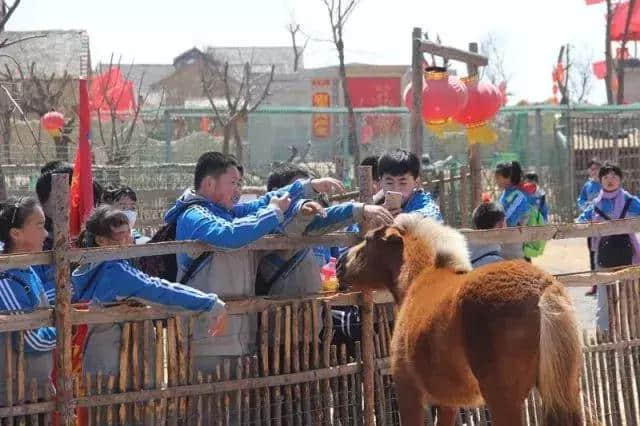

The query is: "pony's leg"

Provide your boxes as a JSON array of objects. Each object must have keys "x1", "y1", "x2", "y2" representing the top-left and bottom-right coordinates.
[
  {"x1": 394, "y1": 377, "x2": 424, "y2": 426},
  {"x1": 434, "y1": 406, "x2": 457, "y2": 426},
  {"x1": 485, "y1": 400, "x2": 523, "y2": 426}
]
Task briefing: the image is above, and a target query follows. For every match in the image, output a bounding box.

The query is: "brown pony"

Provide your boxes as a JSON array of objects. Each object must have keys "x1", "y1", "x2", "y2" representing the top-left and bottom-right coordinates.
[{"x1": 337, "y1": 214, "x2": 593, "y2": 426}]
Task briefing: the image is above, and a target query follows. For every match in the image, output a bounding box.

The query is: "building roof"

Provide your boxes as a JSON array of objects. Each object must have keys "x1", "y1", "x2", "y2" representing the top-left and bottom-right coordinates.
[
  {"x1": 205, "y1": 46, "x2": 301, "y2": 74},
  {"x1": 103, "y1": 64, "x2": 175, "y2": 94},
  {"x1": 0, "y1": 30, "x2": 90, "y2": 79}
]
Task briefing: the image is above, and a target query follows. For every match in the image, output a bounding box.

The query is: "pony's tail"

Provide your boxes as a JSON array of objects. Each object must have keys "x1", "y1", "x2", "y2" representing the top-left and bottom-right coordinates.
[{"x1": 538, "y1": 283, "x2": 597, "y2": 426}]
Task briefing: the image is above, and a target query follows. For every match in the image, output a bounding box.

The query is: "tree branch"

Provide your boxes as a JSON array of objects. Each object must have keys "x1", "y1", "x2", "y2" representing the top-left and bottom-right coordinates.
[{"x1": 0, "y1": 0, "x2": 21, "y2": 32}]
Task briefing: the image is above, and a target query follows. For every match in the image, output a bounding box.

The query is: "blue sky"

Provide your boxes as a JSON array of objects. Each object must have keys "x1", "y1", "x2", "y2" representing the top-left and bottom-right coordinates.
[{"x1": 9, "y1": 0, "x2": 610, "y2": 104}]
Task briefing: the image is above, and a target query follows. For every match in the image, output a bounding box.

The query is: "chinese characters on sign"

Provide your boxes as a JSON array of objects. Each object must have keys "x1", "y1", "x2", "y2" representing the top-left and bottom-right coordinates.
[{"x1": 312, "y1": 79, "x2": 331, "y2": 138}]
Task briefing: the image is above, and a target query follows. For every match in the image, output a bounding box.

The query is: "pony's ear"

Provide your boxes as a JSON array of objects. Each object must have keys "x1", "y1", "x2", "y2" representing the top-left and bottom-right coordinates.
[{"x1": 382, "y1": 227, "x2": 404, "y2": 246}]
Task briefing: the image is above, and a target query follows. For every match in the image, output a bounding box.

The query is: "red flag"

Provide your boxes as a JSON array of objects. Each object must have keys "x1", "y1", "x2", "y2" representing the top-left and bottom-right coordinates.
[
  {"x1": 69, "y1": 79, "x2": 94, "y2": 238},
  {"x1": 585, "y1": 0, "x2": 604, "y2": 4}
]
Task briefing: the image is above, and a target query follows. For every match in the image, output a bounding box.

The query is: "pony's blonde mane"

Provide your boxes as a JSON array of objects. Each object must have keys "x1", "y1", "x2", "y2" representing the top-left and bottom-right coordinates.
[{"x1": 395, "y1": 213, "x2": 472, "y2": 273}]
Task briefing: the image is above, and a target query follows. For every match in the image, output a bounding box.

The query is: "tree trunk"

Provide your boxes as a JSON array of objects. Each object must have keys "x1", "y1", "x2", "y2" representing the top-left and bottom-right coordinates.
[
  {"x1": 222, "y1": 124, "x2": 231, "y2": 154},
  {"x1": 616, "y1": 0, "x2": 636, "y2": 104},
  {"x1": 336, "y1": 39, "x2": 359, "y2": 181},
  {"x1": 0, "y1": 165, "x2": 7, "y2": 201},
  {"x1": 233, "y1": 120, "x2": 243, "y2": 163},
  {"x1": 606, "y1": 0, "x2": 615, "y2": 104}
]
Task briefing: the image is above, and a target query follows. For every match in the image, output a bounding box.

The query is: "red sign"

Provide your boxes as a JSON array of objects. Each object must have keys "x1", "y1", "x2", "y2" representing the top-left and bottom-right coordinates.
[
  {"x1": 312, "y1": 91, "x2": 331, "y2": 138},
  {"x1": 346, "y1": 77, "x2": 402, "y2": 107}
]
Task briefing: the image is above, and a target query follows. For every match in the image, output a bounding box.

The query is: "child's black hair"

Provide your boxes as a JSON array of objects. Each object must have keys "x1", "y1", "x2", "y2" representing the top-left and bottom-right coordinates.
[
  {"x1": 524, "y1": 172, "x2": 539, "y2": 184},
  {"x1": 377, "y1": 149, "x2": 420, "y2": 179},
  {"x1": 40, "y1": 161, "x2": 69, "y2": 175},
  {"x1": 599, "y1": 162, "x2": 623, "y2": 180},
  {"x1": 194, "y1": 152, "x2": 240, "y2": 190},
  {"x1": 360, "y1": 156, "x2": 379, "y2": 181},
  {"x1": 587, "y1": 158, "x2": 602, "y2": 169},
  {"x1": 472, "y1": 201, "x2": 506, "y2": 230},
  {"x1": 103, "y1": 186, "x2": 138, "y2": 204},
  {"x1": 79, "y1": 204, "x2": 129, "y2": 248},
  {"x1": 267, "y1": 163, "x2": 310, "y2": 191},
  {"x1": 36, "y1": 166, "x2": 73, "y2": 205},
  {"x1": 0, "y1": 196, "x2": 40, "y2": 252},
  {"x1": 495, "y1": 161, "x2": 523, "y2": 186}
]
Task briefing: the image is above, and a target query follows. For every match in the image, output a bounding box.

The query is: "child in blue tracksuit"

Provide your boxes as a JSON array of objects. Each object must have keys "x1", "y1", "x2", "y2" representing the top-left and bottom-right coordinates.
[
  {"x1": 71, "y1": 205, "x2": 226, "y2": 377},
  {"x1": 0, "y1": 196, "x2": 57, "y2": 398},
  {"x1": 333, "y1": 149, "x2": 442, "y2": 347},
  {"x1": 495, "y1": 161, "x2": 530, "y2": 260},
  {"x1": 578, "y1": 159, "x2": 603, "y2": 295},
  {"x1": 163, "y1": 152, "x2": 393, "y2": 379},
  {"x1": 577, "y1": 163, "x2": 640, "y2": 332}
]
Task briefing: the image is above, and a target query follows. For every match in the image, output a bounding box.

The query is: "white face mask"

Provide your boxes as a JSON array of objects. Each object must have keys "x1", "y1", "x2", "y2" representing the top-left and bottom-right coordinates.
[{"x1": 123, "y1": 210, "x2": 137, "y2": 229}]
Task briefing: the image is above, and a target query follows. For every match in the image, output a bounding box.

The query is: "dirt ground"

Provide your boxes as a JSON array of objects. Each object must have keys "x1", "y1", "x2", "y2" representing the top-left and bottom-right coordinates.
[{"x1": 532, "y1": 238, "x2": 597, "y2": 331}]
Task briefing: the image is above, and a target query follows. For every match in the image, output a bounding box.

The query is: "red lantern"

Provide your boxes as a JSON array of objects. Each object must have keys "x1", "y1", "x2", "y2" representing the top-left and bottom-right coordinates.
[
  {"x1": 421, "y1": 67, "x2": 468, "y2": 137},
  {"x1": 41, "y1": 110, "x2": 65, "y2": 138},
  {"x1": 452, "y1": 76, "x2": 502, "y2": 144}
]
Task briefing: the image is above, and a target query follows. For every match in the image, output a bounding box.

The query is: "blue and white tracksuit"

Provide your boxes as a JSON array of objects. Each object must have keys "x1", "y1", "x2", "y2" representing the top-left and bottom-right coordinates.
[
  {"x1": 498, "y1": 186, "x2": 531, "y2": 259},
  {"x1": 72, "y1": 259, "x2": 224, "y2": 375},
  {"x1": 163, "y1": 179, "x2": 319, "y2": 368},
  {"x1": 0, "y1": 267, "x2": 56, "y2": 397},
  {"x1": 577, "y1": 179, "x2": 602, "y2": 212},
  {"x1": 577, "y1": 190, "x2": 640, "y2": 332}
]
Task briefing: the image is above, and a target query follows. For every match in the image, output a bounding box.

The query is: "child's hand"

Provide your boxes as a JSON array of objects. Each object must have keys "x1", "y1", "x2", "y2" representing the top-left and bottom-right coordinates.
[
  {"x1": 311, "y1": 177, "x2": 345, "y2": 194},
  {"x1": 363, "y1": 205, "x2": 394, "y2": 226},
  {"x1": 301, "y1": 201, "x2": 327, "y2": 217},
  {"x1": 270, "y1": 194, "x2": 292, "y2": 213},
  {"x1": 208, "y1": 310, "x2": 228, "y2": 336}
]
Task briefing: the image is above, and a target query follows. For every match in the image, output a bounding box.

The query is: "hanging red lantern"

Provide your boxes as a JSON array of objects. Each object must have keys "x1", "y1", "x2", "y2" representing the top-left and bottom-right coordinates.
[
  {"x1": 452, "y1": 76, "x2": 502, "y2": 144},
  {"x1": 421, "y1": 67, "x2": 468, "y2": 137},
  {"x1": 41, "y1": 110, "x2": 65, "y2": 138}
]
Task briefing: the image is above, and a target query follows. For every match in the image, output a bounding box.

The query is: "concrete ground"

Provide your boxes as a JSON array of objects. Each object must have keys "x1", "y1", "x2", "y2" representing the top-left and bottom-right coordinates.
[{"x1": 532, "y1": 238, "x2": 597, "y2": 332}]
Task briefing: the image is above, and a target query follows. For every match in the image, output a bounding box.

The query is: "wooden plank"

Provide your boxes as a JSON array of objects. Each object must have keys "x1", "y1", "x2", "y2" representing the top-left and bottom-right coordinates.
[
  {"x1": 311, "y1": 300, "x2": 321, "y2": 425},
  {"x1": 118, "y1": 322, "x2": 131, "y2": 426},
  {"x1": 291, "y1": 302, "x2": 302, "y2": 426},
  {"x1": 4, "y1": 331, "x2": 13, "y2": 415},
  {"x1": 321, "y1": 301, "x2": 332, "y2": 423},
  {"x1": 215, "y1": 365, "x2": 223, "y2": 426},
  {"x1": 154, "y1": 320, "x2": 166, "y2": 426},
  {"x1": 166, "y1": 318, "x2": 178, "y2": 426},
  {"x1": 130, "y1": 322, "x2": 143, "y2": 425},
  {"x1": 259, "y1": 309, "x2": 272, "y2": 426},
  {"x1": 354, "y1": 342, "x2": 364, "y2": 426},
  {"x1": 106, "y1": 375, "x2": 115, "y2": 426},
  {"x1": 361, "y1": 293, "x2": 376, "y2": 426},
  {"x1": 282, "y1": 305, "x2": 293, "y2": 426},
  {"x1": 175, "y1": 317, "x2": 187, "y2": 422},
  {"x1": 85, "y1": 374, "x2": 93, "y2": 426},
  {"x1": 243, "y1": 358, "x2": 251, "y2": 426},
  {"x1": 330, "y1": 346, "x2": 341, "y2": 426},
  {"x1": 51, "y1": 173, "x2": 74, "y2": 426},
  {"x1": 410, "y1": 27, "x2": 424, "y2": 158},
  {"x1": 223, "y1": 359, "x2": 231, "y2": 426},
  {"x1": 301, "y1": 303, "x2": 311, "y2": 425},
  {"x1": 418, "y1": 39, "x2": 488, "y2": 66},
  {"x1": 143, "y1": 320, "x2": 154, "y2": 426},
  {"x1": 16, "y1": 330, "x2": 25, "y2": 426},
  {"x1": 29, "y1": 378, "x2": 39, "y2": 426},
  {"x1": 250, "y1": 358, "x2": 260, "y2": 426},
  {"x1": 339, "y1": 345, "x2": 350, "y2": 426},
  {"x1": 272, "y1": 307, "x2": 282, "y2": 426},
  {"x1": 235, "y1": 359, "x2": 243, "y2": 426},
  {"x1": 196, "y1": 372, "x2": 203, "y2": 426},
  {"x1": 96, "y1": 372, "x2": 103, "y2": 425}
]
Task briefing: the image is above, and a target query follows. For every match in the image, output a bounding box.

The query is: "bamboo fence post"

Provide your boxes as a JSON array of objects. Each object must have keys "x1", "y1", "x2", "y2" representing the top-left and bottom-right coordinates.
[
  {"x1": 131, "y1": 322, "x2": 142, "y2": 424},
  {"x1": 196, "y1": 372, "x2": 203, "y2": 426},
  {"x1": 166, "y1": 317, "x2": 178, "y2": 426},
  {"x1": 282, "y1": 305, "x2": 293, "y2": 425},
  {"x1": 339, "y1": 344, "x2": 350, "y2": 425},
  {"x1": 85, "y1": 374, "x2": 93, "y2": 426},
  {"x1": 272, "y1": 307, "x2": 282, "y2": 426},
  {"x1": 4, "y1": 332, "x2": 13, "y2": 420},
  {"x1": 29, "y1": 378, "x2": 38, "y2": 426},
  {"x1": 322, "y1": 301, "x2": 333, "y2": 423},
  {"x1": 223, "y1": 359, "x2": 231, "y2": 426},
  {"x1": 52, "y1": 173, "x2": 74, "y2": 425},
  {"x1": 118, "y1": 322, "x2": 131, "y2": 425},
  {"x1": 311, "y1": 300, "x2": 321, "y2": 425},
  {"x1": 291, "y1": 302, "x2": 302, "y2": 426},
  {"x1": 106, "y1": 375, "x2": 116, "y2": 426},
  {"x1": 459, "y1": 165, "x2": 469, "y2": 227},
  {"x1": 235, "y1": 358, "x2": 243, "y2": 425},
  {"x1": 143, "y1": 320, "x2": 154, "y2": 426},
  {"x1": 154, "y1": 320, "x2": 166, "y2": 426},
  {"x1": 96, "y1": 372, "x2": 103, "y2": 425},
  {"x1": 360, "y1": 292, "x2": 376, "y2": 426},
  {"x1": 301, "y1": 303, "x2": 311, "y2": 425},
  {"x1": 250, "y1": 358, "x2": 260, "y2": 426},
  {"x1": 260, "y1": 310, "x2": 271, "y2": 426},
  {"x1": 243, "y1": 358, "x2": 251, "y2": 425},
  {"x1": 17, "y1": 331, "x2": 24, "y2": 426}
]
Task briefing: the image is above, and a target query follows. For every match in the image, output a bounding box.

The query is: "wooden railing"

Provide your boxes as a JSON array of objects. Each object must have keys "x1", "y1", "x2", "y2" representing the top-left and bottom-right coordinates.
[{"x1": 2, "y1": 168, "x2": 640, "y2": 425}]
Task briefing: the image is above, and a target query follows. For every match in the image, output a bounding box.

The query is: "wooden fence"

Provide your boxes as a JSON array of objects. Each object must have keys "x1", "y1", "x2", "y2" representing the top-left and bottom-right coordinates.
[{"x1": 3, "y1": 169, "x2": 640, "y2": 425}]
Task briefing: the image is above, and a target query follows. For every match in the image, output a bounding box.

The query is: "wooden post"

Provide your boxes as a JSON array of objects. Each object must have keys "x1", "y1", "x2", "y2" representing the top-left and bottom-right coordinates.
[
  {"x1": 467, "y1": 42, "x2": 483, "y2": 208},
  {"x1": 52, "y1": 173, "x2": 75, "y2": 425},
  {"x1": 360, "y1": 292, "x2": 375, "y2": 426},
  {"x1": 535, "y1": 108, "x2": 543, "y2": 171},
  {"x1": 358, "y1": 166, "x2": 374, "y2": 204},
  {"x1": 410, "y1": 27, "x2": 424, "y2": 159}
]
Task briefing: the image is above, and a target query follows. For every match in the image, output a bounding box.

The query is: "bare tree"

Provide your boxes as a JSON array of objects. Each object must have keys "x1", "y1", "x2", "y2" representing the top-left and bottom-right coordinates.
[
  {"x1": 200, "y1": 55, "x2": 274, "y2": 162},
  {"x1": 287, "y1": 14, "x2": 309, "y2": 72},
  {"x1": 94, "y1": 56, "x2": 165, "y2": 165},
  {"x1": 0, "y1": 61, "x2": 74, "y2": 160},
  {"x1": 479, "y1": 32, "x2": 511, "y2": 86},
  {"x1": 321, "y1": 0, "x2": 361, "y2": 177},
  {"x1": 569, "y1": 46, "x2": 595, "y2": 104},
  {"x1": 554, "y1": 45, "x2": 571, "y2": 105}
]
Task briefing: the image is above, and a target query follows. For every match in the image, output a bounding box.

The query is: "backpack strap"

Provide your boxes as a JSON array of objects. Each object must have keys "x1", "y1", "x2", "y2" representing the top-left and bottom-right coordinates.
[
  {"x1": 263, "y1": 250, "x2": 307, "y2": 291},
  {"x1": 593, "y1": 206, "x2": 611, "y2": 221},
  {"x1": 180, "y1": 252, "x2": 210, "y2": 285},
  {"x1": 0, "y1": 272, "x2": 32, "y2": 296},
  {"x1": 620, "y1": 197, "x2": 633, "y2": 219},
  {"x1": 471, "y1": 251, "x2": 501, "y2": 265}
]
